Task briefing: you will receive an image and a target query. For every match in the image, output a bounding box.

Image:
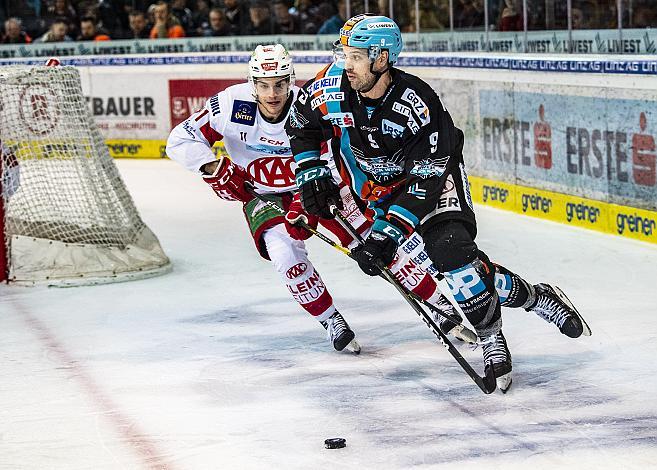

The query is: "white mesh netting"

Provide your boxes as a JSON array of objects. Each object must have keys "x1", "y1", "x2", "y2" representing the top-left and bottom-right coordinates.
[{"x1": 0, "y1": 65, "x2": 171, "y2": 285}]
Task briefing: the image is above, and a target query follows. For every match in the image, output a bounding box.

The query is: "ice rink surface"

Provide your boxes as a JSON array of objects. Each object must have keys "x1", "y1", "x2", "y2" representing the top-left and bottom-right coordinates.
[{"x1": 2, "y1": 160, "x2": 657, "y2": 470}]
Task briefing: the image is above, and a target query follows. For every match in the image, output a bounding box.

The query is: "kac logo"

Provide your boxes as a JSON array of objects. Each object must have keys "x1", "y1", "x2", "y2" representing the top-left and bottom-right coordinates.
[{"x1": 286, "y1": 262, "x2": 308, "y2": 279}]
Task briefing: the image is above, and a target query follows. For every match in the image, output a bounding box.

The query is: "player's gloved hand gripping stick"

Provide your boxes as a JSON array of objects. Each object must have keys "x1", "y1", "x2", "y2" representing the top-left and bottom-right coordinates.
[
  {"x1": 244, "y1": 182, "x2": 475, "y2": 343},
  {"x1": 244, "y1": 183, "x2": 494, "y2": 393},
  {"x1": 328, "y1": 203, "x2": 497, "y2": 395}
]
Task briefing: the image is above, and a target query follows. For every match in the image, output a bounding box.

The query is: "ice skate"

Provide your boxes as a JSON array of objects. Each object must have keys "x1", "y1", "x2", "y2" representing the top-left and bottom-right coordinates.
[
  {"x1": 321, "y1": 311, "x2": 360, "y2": 353},
  {"x1": 528, "y1": 283, "x2": 591, "y2": 338},
  {"x1": 481, "y1": 330, "x2": 513, "y2": 393}
]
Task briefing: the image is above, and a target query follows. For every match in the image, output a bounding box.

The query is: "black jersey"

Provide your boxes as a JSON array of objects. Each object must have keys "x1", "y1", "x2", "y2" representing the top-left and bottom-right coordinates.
[{"x1": 286, "y1": 62, "x2": 473, "y2": 236}]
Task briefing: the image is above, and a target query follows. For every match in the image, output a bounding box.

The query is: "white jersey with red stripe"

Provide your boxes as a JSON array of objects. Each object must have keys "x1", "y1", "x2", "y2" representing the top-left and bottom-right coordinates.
[{"x1": 166, "y1": 82, "x2": 299, "y2": 193}]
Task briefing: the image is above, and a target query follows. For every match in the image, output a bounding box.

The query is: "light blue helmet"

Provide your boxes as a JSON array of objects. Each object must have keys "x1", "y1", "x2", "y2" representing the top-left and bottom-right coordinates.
[{"x1": 338, "y1": 14, "x2": 403, "y2": 64}]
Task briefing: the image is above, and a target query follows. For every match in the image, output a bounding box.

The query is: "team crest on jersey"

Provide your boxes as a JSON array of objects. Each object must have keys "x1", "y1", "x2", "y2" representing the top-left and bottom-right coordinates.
[
  {"x1": 355, "y1": 155, "x2": 403, "y2": 181},
  {"x1": 247, "y1": 156, "x2": 295, "y2": 188},
  {"x1": 231, "y1": 100, "x2": 256, "y2": 126},
  {"x1": 410, "y1": 158, "x2": 446, "y2": 179}
]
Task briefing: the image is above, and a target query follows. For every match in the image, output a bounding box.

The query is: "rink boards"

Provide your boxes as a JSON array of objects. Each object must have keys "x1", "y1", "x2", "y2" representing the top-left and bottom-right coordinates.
[
  {"x1": 469, "y1": 175, "x2": 657, "y2": 244},
  {"x1": 1, "y1": 52, "x2": 656, "y2": 245}
]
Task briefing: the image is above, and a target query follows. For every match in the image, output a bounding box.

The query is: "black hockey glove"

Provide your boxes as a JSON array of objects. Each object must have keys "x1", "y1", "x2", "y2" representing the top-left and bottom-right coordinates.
[
  {"x1": 351, "y1": 231, "x2": 398, "y2": 276},
  {"x1": 295, "y1": 163, "x2": 342, "y2": 219}
]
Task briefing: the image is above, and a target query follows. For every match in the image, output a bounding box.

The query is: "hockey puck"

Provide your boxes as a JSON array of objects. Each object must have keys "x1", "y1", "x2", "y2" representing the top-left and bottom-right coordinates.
[{"x1": 324, "y1": 438, "x2": 346, "y2": 449}]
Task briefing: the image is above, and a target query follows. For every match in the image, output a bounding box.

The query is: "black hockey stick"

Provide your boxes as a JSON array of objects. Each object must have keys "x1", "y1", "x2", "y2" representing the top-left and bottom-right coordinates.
[
  {"x1": 244, "y1": 183, "x2": 477, "y2": 344},
  {"x1": 329, "y1": 205, "x2": 496, "y2": 394}
]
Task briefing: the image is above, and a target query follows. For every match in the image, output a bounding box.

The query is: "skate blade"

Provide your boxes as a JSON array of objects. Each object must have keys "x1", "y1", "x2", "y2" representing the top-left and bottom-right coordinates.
[
  {"x1": 497, "y1": 373, "x2": 513, "y2": 394},
  {"x1": 346, "y1": 339, "x2": 361, "y2": 355},
  {"x1": 553, "y1": 286, "x2": 592, "y2": 336}
]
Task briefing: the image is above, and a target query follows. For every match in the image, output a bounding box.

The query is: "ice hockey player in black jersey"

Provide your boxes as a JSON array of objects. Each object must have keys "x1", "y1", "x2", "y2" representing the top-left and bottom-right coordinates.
[{"x1": 284, "y1": 13, "x2": 591, "y2": 391}]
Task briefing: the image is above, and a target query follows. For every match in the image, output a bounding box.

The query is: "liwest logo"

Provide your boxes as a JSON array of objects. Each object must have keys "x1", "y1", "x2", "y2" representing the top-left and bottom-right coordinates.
[
  {"x1": 616, "y1": 212, "x2": 656, "y2": 236},
  {"x1": 231, "y1": 99, "x2": 256, "y2": 126},
  {"x1": 565, "y1": 202, "x2": 600, "y2": 223},
  {"x1": 521, "y1": 193, "x2": 552, "y2": 213},
  {"x1": 482, "y1": 185, "x2": 509, "y2": 203}
]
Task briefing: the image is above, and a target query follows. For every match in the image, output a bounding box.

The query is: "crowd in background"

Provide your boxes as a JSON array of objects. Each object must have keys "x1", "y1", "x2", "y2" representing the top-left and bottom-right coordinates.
[{"x1": 1, "y1": 0, "x2": 655, "y2": 44}]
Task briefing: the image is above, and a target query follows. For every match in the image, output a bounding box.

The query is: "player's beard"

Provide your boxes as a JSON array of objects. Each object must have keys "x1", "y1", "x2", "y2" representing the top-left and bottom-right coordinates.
[{"x1": 348, "y1": 73, "x2": 377, "y2": 94}]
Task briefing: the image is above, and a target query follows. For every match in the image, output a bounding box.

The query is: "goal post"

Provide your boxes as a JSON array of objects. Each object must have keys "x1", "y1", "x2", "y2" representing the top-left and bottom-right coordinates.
[{"x1": 0, "y1": 65, "x2": 171, "y2": 286}]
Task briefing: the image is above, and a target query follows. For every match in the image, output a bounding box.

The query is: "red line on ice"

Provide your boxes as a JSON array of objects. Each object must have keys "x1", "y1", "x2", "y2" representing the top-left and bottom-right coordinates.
[{"x1": 17, "y1": 304, "x2": 174, "y2": 470}]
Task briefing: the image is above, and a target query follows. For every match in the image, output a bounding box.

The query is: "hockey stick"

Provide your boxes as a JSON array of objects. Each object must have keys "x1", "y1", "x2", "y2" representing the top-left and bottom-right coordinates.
[
  {"x1": 243, "y1": 184, "x2": 476, "y2": 343},
  {"x1": 329, "y1": 206, "x2": 496, "y2": 394}
]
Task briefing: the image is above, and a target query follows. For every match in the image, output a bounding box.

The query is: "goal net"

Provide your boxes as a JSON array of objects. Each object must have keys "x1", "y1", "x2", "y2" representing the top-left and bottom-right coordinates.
[{"x1": 0, "y1": 65, "x2": 171, "y2": 286}]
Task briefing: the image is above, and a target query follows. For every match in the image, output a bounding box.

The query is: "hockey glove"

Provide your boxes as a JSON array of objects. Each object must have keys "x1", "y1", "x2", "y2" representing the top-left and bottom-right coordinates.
[
  {"x1": 201, "y1": 155, "x2": 253, "y2": 203},
  {"x1": 351, "y1": 219, "x2": 405, "y2": 276},
  {"x1": 295, "y1": 163, "x2": 342, "y2": 219},
  {"x1": 285, "y1": 192, "x2": 319, "y2": 240}
]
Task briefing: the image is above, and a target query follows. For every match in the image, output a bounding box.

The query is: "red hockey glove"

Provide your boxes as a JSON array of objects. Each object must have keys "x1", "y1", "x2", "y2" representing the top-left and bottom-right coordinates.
[
  {"x1": 201, "y1": 155, "x2": 253, "y2": 203},
  {"x1": 285, "y1": 192, "x2": 318, "y2": 240}
]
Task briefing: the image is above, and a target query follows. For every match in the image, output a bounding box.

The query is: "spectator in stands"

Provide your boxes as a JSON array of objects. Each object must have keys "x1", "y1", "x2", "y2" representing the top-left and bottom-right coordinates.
[
  {"x1": 204, "y1": 7, "x2": 231, "y2": 36},
  {"x1": 34, "y1": 17, "x2": 73, "y2": 42},
  {"x1": 294, "y1": 0, "x2": 322, "y2": 34},
  {"x1": 128, "y1": 10, "x2": 150, "y2": 38},
  {"x1": 317, "y1": 0, "x2": 345, "y2": 35},
  {"x1": 633, "y1": 1, "x2": 657, "y2": 28},
  {"x1": 191, "y1": 0, "x2": 211, "y2": 36},
  {"x1": 571, "y1": 6, "x2": 586, "y2": 29},
  {"x1": 77, "y1": 15, "x2": 110, "y2": 40},
  {"x1": 94, "y1": 0, "x2": 128, "y2": 38},
  {"x1": 498, "y1": 0, "x2": 523, "y2": 31},
  {"x1": 455, "y1": 0, "x2": 484, "y2": 29},
  {"x1": 43, "y1": 0, "x2": 79, "y2": 37},
  {"x1": 170, "y1": 0, "x2": 194, "y2": 35},
  {"x1": 2, "y1": 17, "x2": 32, "y2": 43},
  {"x1": 150, "y1": 0, "x2": 185, "y2": 38},
  {"x1": 245, "y1": 0, "x2": 274, "y2": 35},
  {"x1": 378, "y1": 0, "x2": 414, "y2": 31},
  {"x1": 273, "y1": 0, "x2": 299, "y2": 34},
  {"x1": 224, "y1": 0, "x2": 248, "y2": 35}
]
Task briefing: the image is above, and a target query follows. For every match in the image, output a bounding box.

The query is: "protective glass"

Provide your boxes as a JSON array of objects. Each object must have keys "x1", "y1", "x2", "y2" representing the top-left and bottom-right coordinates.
[{"x1": 332, "y1": 41, "x2": 373, "y2": 67}]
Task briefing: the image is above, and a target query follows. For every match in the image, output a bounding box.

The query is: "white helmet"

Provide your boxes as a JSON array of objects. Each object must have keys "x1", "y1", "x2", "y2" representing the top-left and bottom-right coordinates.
[{"x1": 248, "y1": 44, "x2": 295, "y2": 81}]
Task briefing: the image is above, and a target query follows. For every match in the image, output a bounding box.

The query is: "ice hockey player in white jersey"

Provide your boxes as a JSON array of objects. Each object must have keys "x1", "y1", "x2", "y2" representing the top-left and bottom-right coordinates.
[
  {"x1": 166, "y1": 44, "x2": 367, "y2": 352},
  {"x1": 167, "y1": 44, "x2": 461, "y2": 354}
]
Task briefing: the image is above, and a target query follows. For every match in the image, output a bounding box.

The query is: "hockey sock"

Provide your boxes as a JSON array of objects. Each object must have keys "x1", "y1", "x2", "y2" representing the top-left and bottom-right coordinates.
[
  {"x1": 492, "y1": 263, "x2": 536, "y2": 309},
  {"x1": 443, "y1": 257, "x2": 502, "y2": 338}
]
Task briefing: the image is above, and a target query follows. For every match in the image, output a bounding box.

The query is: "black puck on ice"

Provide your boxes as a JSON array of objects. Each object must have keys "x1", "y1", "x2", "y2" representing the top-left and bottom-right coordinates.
[{"x1": 324, "y1": 437, "x2": 346, "y2": 449}]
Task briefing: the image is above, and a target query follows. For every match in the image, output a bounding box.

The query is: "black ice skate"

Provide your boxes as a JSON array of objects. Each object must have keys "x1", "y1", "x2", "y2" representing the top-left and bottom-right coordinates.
[
  {"x1": 321, "y1": 311, "x2": 360, "y2": 353},
  {"x1": 481, "y1": 330, "x2": 512, "y2": 393},
  {"x1": 527, "y1": 284, "x2": 592, "y2": 338}
]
